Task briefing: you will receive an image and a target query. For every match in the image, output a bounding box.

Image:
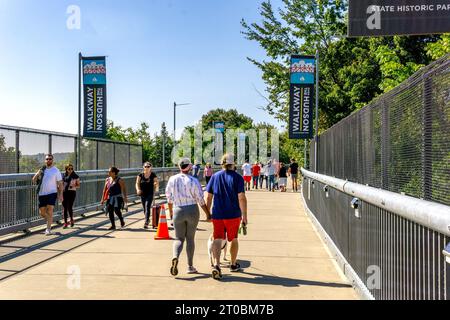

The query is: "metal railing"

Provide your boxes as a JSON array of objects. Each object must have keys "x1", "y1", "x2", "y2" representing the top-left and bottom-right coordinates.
[
  {"x1": 301, "y1": 167, "x2": 450, "y2": 300},
  {"x1": 309, "y1": 54, "x2": 450, "y2": 206},
  {"x1": 0, "y1": 167, "x2": 182, "y2": 237},
  {"x1": 0, "y1": 124, "x2": 143, "y2": 174}
]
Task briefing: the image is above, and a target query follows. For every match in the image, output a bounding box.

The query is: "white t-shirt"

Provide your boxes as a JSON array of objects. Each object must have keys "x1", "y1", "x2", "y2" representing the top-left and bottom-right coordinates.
[
  {"x1": 39, "y1": 166, "x2": 62, "y2": 196},
  {"x1": 242, "y1": 163, "x2": 252, "y2": 176}
]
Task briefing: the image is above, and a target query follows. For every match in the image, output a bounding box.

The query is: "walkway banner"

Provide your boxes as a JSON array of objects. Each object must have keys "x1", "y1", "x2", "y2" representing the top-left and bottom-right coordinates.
[
  {"x1": 348, "y1": 0, "x2": 450, "y2": 37},
  {"x1": 289, "y1": 55, "x2": 315, "y2": 140},
  {"x1": 82, "y1": 56, "x2": 107, "y2": 138}
]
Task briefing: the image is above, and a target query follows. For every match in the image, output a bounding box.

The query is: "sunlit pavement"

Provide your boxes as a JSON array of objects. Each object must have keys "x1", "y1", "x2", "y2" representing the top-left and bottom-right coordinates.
[{"x1": 0, "y1": 182, "x2": 358, "y2": 300}]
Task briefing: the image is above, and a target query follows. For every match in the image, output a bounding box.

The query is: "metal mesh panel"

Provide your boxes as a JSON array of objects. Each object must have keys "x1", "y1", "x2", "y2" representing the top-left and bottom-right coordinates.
[
  {"x1": 0, "y1": 126, "x2": 143, "y2": 174},
  {"x1": 52, "y1": 136, "x2": 75, "y2": 172},
  {"x1": 430, "y1": 68, "x2": 450, "y2": 205},
  {"x1": 389, "y1": 81, "x2": 423, "y2": 198},
  {"x1": 115, "y1": 144, "x2": 129, "y2": 169},
  {"x1": 0, "y1": 128, "x2": 17, "y2": 174},
  {"x1": 19, "y1": 132, "x2": 48, "y2": 173},
  {"x1": 303, "y1": 177, "x2": 450, "y2": 300},
  {"x1": 130, "y1": 145, "x2": 142, "y2": 168},
  {"x1": 80, "y1": 139, "x2": 97, "y2": 170},
  {"x1": 98, "y1": 141, "x2": 113, "y2": 169},
  {"x1": 311, "y1": 54, "x2": 450, "y2": 206}
]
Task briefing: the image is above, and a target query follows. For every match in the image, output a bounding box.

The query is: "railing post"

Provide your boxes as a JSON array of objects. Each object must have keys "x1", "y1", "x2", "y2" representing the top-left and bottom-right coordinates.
[
  {"x1": 74, "y1": 137, "x2": 78, "y2": 170},
  {"x1": 381, "y1": 100, "x2": 390, "y2": 190},
  {"x1": 113, "y1": 143, "x2": 116, "y2": 167},
  {"x1": 96, "y1": 140, "x2": 99, "y2": 170},
  {"x1": 422, "y1": 77, "x2": 432, "y2": 201},
  {"x1": 48, "y1": 134, "x2": 52, "y2": 155},
  {"x1": 15, "y1": 130, "x2": 20, "y2": 173}
]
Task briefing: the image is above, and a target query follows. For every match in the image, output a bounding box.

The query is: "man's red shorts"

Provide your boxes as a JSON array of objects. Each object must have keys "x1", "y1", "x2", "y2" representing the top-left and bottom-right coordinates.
[
  {"x1": 212, "y1": 217, "x2": 241, "y2": 242},
  {"x1": 243, "y1": 176, "x2": 252, "y2": 183}
]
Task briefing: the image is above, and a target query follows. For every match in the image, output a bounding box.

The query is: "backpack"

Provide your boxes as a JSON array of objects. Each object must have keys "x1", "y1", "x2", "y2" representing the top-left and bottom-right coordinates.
[{"x1": 36, "y1": 166, "x2": 47, "y2": 194}]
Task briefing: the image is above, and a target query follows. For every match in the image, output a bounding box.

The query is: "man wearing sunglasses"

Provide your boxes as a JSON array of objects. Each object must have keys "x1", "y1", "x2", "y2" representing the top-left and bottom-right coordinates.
[{"x1": 32, "y1": 154, "x2": 63, "y2": 235}]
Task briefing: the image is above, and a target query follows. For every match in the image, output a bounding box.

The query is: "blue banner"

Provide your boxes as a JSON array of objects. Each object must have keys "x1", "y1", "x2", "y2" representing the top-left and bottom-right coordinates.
[
  {"x1": 290, "y1": 56, "x2": 316, "y2": 85},
  {"x1": 289, "y1": 55, "x2": 315, "y2": 139},
  {"x1": 213, "y1": 121, "x2": 225, "y2": 133},
  {"x1": 82, "y1": 56, "x2": 107, "y2": 138},
  {"x1": 83, "y1": 58, "x2": 106, "y2": 85}
]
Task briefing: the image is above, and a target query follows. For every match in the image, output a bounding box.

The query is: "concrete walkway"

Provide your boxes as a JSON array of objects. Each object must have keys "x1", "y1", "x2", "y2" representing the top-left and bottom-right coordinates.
[{"x1": 0, "y1": 189, "x2": 358, "y2": 300}]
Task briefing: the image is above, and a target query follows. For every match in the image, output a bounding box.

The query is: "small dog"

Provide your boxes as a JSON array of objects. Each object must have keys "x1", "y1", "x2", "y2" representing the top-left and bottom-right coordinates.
[{"x1": 207, "y1": 234, "x2": 228, "y2": 266}]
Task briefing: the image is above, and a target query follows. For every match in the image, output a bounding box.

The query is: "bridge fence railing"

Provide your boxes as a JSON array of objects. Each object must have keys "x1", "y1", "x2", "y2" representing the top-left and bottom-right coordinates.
[
  {"x1": 302, "y1": 168, "x2": 450, "y2": 300},
  {"x1": 0, "y1": 167, "x2": 185, "y2": 237}
]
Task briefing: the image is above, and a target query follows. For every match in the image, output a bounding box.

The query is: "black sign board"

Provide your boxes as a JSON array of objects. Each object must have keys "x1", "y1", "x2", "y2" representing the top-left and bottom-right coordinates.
[{"x1": 348, "y1": 0, "x2": 450, "y2": 37}]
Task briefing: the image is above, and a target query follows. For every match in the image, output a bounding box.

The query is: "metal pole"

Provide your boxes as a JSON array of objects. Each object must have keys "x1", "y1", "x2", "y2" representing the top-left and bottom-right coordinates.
[
  {"x1": 314, "y1": 50, "x2": 319, "y2": 173},
  {"x1": 162, "y1": 122, "x2": 166, "y2": 168},
  {"x1": 15, "y1": 130, "x2": 19, "y2": 173},
  {"x1": 77, "y1": 52, "x2": 82, "y2": 170},
  {"x1": 304, "y1": 140, "x2": 307, "y2": 169},
  {"x1": 173, "y1": 102, "x2": 176, "y2": 141}
]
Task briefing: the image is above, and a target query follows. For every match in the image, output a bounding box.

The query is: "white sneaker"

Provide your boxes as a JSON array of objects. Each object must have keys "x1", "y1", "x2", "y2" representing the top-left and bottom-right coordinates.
[
  {"x1": 186, "y1": 266, "x2": 198, "y2": 274},
  {"x1": 45, "y1": 228, "x2": 52, "y2": 235}
]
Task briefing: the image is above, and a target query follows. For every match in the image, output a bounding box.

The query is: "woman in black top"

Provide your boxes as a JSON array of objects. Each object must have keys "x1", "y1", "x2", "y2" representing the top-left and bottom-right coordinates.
[
  {"x1": 62, "y1": 164, "x2": 80, "y2": 228},
  {"x1": 278, "y1": 162, "x2": 288, "y2": 192},
  {"x1": 101, "y1": 167, "x2": 128, "y2": 230},
  {"x1": 135, "y1": 162, "x2": 159, "y2": 229}
]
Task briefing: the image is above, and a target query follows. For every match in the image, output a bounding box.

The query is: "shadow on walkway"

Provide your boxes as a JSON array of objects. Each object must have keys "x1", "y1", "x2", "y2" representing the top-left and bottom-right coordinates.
[{"x1": 221, "y1": 271, "x2": 352, "y2": 288}]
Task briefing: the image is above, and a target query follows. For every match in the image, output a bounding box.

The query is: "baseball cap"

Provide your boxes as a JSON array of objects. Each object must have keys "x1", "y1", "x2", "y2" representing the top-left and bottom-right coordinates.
[
  {"x1": 178, "y1": 158, "x2": 192, "y2": 171},
  {"x1": 221, "y1": 153, "x2": 235, "y2": 165}
]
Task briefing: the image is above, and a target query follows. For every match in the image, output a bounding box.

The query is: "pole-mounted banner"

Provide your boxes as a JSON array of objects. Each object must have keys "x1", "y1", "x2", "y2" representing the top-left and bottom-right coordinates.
[
  {"x1": 348, "y1": 0, "x2": 450, "y2": 37},
  {"x1": 289, "y1": 55, "x2": 315, "y2": 140},
  {"x1": 82, "y1": 56, "x2": 107, "y2": 138}
]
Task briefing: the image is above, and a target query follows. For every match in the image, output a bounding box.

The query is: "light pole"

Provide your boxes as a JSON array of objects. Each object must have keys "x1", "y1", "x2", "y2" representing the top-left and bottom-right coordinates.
[
  {"x1": 173, "y1": 101, "x2": 191, "y2": 140},
  {"x1": 161, "y1": 122, "x2": 166, "y2": 168}
]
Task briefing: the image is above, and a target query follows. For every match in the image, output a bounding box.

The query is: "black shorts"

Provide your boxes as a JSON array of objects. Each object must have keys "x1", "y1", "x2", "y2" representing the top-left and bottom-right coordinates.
[{"x1": 39, "y1": 193, "x2": 58, "y2": 208}]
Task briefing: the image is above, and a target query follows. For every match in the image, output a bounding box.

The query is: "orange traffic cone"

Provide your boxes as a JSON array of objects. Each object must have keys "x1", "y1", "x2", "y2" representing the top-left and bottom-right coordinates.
[{"x1": 155, "y1": 204, "x2": 171, "y2": 240}]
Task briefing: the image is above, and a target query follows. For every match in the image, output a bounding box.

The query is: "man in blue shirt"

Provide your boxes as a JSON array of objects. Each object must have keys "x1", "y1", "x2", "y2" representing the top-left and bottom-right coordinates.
[{"x1": 206, "y1": 153, "x2": 248, "y2": 280}]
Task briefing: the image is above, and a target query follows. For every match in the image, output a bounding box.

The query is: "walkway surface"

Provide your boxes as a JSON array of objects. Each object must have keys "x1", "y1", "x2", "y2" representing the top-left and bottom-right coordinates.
[{"x1": 0, "y1": 189, "x2": 358, "y2": 300}]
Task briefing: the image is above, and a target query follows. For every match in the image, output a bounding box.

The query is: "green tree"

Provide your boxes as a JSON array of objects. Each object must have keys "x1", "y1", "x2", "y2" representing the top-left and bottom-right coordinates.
[
  {"x1": 106, "y1": 121, "x2": 174, "y2": 167},
  {"x1": 241, "y1": 0, "x2": 446, "y2": 130},
  {"x1": 200, "y1": 108, "x2": 254, "y2": 131},
  {"x1": 180, "y1": 109, "x2": 304, "y2": 166},
  {"x1": 426, "y1": 34, "x2": 450, "y2": 60}
]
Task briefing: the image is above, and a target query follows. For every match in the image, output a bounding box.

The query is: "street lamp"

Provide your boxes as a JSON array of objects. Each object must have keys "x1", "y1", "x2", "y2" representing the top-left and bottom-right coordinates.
[
  {"x1": 161, "y1": 122, "x2": 166, "y2": 168},
  {"x1": 173, "y1": 101, "x2": 191, "y2": 140}
]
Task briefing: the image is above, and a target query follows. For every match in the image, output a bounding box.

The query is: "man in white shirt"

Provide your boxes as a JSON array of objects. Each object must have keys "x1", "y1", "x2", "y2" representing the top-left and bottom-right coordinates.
[
  {"x1": 241, "y1": 160, "x2": 252, "y2": 191},
  {"x1": 32, "y1": 154, "x2": 63, "y2": 235}
]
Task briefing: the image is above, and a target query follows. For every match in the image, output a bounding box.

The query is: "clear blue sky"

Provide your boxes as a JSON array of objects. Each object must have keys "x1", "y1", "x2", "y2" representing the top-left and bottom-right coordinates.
[{"x1": 0, "y1": 0, "x2": 284, "y2": 137}]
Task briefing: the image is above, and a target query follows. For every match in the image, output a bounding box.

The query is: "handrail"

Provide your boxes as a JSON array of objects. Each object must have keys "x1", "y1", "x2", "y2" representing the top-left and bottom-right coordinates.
[
  {"x1": 0, "y1": 167, "x2": 180, "y2": 182},
  {"x1": 301, "y1": 168, "x2": 450, "y2": 236}
]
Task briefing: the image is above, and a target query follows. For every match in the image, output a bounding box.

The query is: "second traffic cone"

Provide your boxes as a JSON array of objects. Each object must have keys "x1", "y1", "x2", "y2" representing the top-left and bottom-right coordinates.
[{"x1": 155, "y1": 204, "x2": 171, "y2": 240}]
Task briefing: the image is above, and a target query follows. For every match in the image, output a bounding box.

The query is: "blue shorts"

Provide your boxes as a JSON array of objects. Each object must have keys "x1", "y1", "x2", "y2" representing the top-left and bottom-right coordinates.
[
  {"x1": 39, "y1": 193, "x2": 58, "y2": 208},
  {"x1": 291, "y1": 174, "x2": 297, "y2": 180}
]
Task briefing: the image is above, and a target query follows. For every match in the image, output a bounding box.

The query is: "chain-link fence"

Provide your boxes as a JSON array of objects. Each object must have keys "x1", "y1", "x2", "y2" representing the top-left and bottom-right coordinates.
[
  {"x1": 0, "y1": 125, "x2": 143, "y2": 174},
  {"x1": 311, "y1": 54, "x2": 450, "y2": 206}
]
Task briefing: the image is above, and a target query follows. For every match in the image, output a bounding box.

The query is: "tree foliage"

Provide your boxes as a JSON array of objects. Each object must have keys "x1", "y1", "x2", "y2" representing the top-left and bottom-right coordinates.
[
  {"x1": 241, "y1": 0, "x2": 448, "y2": 130},
  {"x1": 180, "y1": 108, "x2": 306, "y2": 166},
  {"x1": 106, "y1": 121, "x2": 174, "y2": 167}
]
